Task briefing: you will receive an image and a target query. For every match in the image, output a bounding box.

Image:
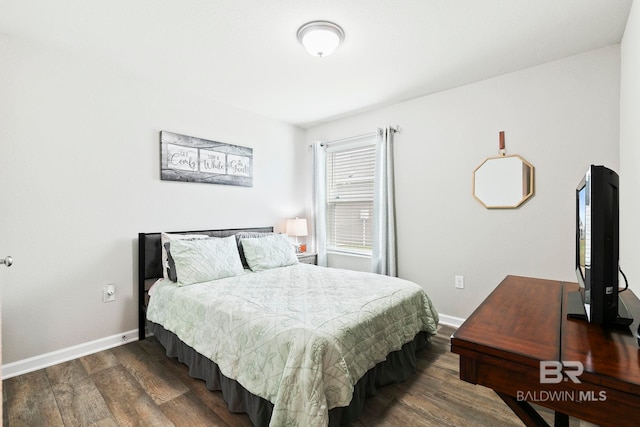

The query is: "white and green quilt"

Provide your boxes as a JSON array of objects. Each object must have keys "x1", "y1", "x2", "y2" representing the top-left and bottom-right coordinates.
[{"x1": 146, "y1": 263, "x2": 439, "y2": 426}]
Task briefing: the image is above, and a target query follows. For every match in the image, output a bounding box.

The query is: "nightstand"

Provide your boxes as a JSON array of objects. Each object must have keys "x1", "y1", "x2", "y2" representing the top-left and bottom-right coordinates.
[{"x1": 297, "y1": 252, "x2": 317, "y2": 265}]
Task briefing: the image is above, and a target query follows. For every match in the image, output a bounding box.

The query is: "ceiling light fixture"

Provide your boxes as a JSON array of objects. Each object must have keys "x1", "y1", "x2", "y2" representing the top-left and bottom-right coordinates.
[{"x1": 296, "y1": 21, "x2": 345, "y2": 57}]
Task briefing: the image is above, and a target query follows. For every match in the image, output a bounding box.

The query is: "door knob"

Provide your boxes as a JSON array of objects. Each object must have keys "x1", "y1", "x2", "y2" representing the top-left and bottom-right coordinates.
[{"x1": 1, "y1": 256, "x2": 13, "y2": 267}]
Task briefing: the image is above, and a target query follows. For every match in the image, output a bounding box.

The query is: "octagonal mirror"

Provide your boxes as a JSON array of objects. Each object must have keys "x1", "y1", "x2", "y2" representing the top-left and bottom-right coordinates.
[{"x1": 473, "y1": 155, "x2": 534, "y2": 208}]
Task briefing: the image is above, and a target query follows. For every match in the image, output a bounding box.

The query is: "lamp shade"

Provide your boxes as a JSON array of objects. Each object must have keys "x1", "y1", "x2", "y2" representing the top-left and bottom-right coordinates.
[
  {"x1": 296, "y1": 21, "x2": 345, "y2": 57},
  {"x1": 286, "y1": 218, "x2": 308, "y2": 237}
]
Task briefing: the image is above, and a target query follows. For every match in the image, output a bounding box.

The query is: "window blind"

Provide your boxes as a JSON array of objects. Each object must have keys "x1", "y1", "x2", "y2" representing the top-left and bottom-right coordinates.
[{"x1": 326, "y1": 141, "x2": 376, "y2": 253}]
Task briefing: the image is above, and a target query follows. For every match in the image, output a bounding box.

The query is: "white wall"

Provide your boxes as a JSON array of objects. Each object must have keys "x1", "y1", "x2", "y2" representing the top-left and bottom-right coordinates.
[
  {"x1": 0, "y1": 35, "x2": 306, "y2": 364},
  {"x1": 306, "y1": 46, "x2": 621, "y2": 321},
  {"x1": 620, "y1": 1, "x2": 640, "y2": 296}
]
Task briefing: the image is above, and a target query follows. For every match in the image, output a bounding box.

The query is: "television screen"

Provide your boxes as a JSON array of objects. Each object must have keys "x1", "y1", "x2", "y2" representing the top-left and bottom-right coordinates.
[
  {"x1": 572, "y1": 165, "x2": 631, "y2": 326},
  {"x1": 577, "y1": 184, "x2": 588, "y2": 282}
]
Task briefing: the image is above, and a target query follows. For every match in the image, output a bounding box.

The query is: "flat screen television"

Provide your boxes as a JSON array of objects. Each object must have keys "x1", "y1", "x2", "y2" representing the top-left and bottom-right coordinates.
[{"x1": 571, "y1": 165, "x2": 632, "y2": 326}]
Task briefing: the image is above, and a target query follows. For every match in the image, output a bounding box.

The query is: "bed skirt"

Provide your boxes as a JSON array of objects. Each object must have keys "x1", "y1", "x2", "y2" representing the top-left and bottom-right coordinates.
[{"x1": 149, "y1": 321, "x2": 431, "y2": 426}]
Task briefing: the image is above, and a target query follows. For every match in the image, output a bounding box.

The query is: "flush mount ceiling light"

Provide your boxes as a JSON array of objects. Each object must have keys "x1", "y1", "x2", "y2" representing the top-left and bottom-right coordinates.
[{"x1": 296, "y1": 21, "x2": 345, "y2": 57}]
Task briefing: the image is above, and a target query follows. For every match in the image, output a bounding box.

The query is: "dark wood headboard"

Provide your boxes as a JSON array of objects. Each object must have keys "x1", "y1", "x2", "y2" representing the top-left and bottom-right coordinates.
[{"x1": 138, "y1": 226, "x2": 273, "y2": 339}]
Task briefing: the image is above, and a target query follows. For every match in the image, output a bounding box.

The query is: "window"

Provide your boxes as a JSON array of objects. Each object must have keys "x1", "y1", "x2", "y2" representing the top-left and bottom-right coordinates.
[{"x1": 325, "y1": 138, "x2": 376, "y2": 254}]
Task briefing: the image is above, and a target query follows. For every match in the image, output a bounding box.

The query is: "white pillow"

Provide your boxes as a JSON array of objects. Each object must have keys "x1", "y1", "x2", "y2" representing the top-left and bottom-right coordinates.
[
  {"x1": 241, "y1": 234, "x2": 298, "y2": 271},
  {"x1": 235, "y1": 231, "x2": 274, "y2": 267},
  {"x1": 160, "y1": 232, "x2": 207, "y2": 279},
  {"x1": 169, "y1": 236, "x2": 244, "y2": 286}
]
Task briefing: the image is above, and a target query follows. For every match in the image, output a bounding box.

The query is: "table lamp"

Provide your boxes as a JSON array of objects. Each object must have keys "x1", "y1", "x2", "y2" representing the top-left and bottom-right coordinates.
[{"x1": 286, "y1": 217, "x2": 308, "y2": 253}]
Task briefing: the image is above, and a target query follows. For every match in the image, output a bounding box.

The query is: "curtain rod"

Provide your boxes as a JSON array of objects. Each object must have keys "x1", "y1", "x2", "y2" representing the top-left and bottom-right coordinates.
[
  {"x1": 319, "y1": 126, "x2": 402, "y2": 147},
  {"x1": 320, "y1": 131, "x2": 377, "y2": 147}
]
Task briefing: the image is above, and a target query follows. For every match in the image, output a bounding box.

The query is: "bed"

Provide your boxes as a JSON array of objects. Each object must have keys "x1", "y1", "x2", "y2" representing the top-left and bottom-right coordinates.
[{"x1": 138, "y1": 226, "x2": 439, "y2": 426}]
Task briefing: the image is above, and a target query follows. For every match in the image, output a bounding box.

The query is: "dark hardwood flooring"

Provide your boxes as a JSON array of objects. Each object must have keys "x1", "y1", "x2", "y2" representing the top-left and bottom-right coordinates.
[{"x1": 3, "y1": 325, "x2": 579, "y2": 426}]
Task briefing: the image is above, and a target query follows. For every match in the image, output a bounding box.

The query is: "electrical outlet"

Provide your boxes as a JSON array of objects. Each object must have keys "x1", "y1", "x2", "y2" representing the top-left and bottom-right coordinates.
[
  {"x1": 103, "y1": 284, "x2": 116, "y2": 302},
  {"x1": 455, "y1": 275, "x2": 465, "y2": 289}
]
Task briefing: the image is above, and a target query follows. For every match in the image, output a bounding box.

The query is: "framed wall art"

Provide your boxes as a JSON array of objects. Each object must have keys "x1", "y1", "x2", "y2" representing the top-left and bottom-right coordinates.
[{"x1": 160, "y1": 131, "x2": 253, "y2": 187}]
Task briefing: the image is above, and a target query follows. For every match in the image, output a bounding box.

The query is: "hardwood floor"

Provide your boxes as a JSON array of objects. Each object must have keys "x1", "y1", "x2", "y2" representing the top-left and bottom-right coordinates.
[{"x1": 3, "y1": 325, "x2": 577, "y2": 426}]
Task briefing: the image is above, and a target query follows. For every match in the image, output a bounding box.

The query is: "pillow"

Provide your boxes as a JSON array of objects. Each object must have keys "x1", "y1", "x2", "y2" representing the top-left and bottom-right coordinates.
[
  {"x1": 163, "y1": 242, "x2": 179, "y2": 282},
  {"x1": 241, "y1": 234, "x2": 298, "y2": 271},
  {"x1": 169, "y1": 236, "x2": 244, "y2": 286},
  {"x1": 235, "y1": 231, "x2": 274, "y2": 267},
  {"x1": 160, "y1": 232, "x2": 208, "y2": 279}
]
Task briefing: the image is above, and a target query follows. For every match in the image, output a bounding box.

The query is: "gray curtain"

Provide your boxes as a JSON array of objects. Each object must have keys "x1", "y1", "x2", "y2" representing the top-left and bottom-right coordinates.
[
  {"x1": 312, "y1": 141, "x2": 328, "y2": 266},
  {"x1": 371, "y1": 127, "x2": 397, "y2": 276}
]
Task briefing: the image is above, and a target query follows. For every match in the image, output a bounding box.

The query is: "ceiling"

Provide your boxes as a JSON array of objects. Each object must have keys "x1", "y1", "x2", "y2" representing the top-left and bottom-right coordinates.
[{"x1": 0, "y1": 0, "x2": 633, "y2": 128}]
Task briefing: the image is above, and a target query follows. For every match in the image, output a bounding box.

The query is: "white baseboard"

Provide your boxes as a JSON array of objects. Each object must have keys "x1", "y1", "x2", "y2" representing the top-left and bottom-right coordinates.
[
  {"x1": 2, "y1": 313, "x2": 465, "y2": 380},
  {"x1": 437, "y1": 313, "x2": 466, "y2": 328},
  {"x1": 2, "y1": 329, "x2": 139, "y2": 380}
]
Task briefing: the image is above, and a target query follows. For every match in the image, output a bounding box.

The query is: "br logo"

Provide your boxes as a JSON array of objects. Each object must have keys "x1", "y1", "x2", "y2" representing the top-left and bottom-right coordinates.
[{"x1": 540, "y1": 361, "x2": 584, "y2": 384}]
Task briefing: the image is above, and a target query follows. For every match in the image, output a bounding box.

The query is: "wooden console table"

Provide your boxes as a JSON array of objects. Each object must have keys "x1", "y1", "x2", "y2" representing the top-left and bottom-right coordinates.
[{"x1": 451, "y1": 275, "x2": 640, "y2": 427}]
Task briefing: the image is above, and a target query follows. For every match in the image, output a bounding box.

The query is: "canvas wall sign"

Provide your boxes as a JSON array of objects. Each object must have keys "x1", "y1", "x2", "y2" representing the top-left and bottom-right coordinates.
[{"x1": 160, "y1": 131, "x2": 253, "y2": 187}]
